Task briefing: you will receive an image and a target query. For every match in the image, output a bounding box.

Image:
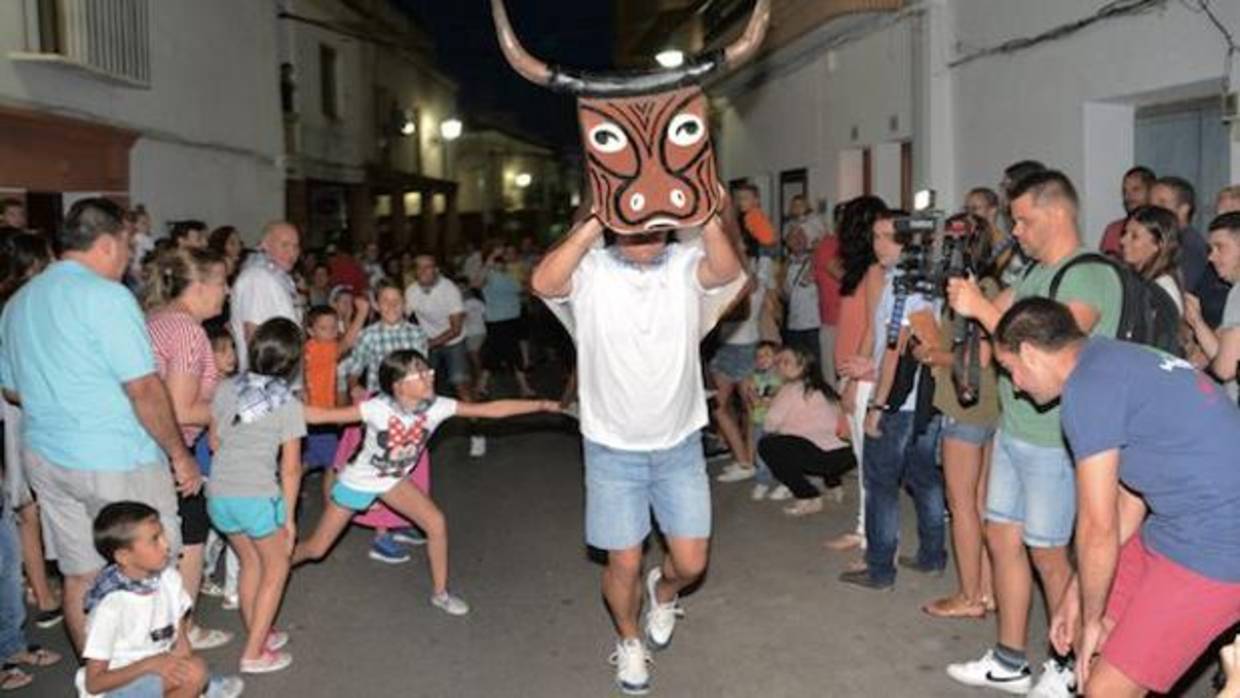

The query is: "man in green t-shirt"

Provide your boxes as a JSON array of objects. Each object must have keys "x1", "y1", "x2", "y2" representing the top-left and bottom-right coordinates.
[{"x1": 943, "y1": 171, "x2": 1123, "y2": 696}]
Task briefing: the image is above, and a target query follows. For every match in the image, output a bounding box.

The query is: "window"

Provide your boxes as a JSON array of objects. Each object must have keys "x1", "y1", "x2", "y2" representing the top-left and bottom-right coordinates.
[
  {"x1": 320, "y1": 44, "x2": 338, "y2": 119},
  {"x1": 15, "y1": 0, "x2": 150, "y2": 87}
]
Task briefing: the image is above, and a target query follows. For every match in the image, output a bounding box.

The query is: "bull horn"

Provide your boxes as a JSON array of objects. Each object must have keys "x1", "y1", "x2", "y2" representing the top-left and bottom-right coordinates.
[
  {"x1": 724, "y1": 0, "x2": 771, "y2": 68},
  {"x1": 491, "y1": 0, "x2": 552, "y2": 87}
]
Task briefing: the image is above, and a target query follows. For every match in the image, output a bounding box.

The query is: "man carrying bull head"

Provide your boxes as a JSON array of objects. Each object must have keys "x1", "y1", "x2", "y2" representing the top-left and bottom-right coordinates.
[{"x1": 494, "y1": 0, "x2": 769, "y2": 693}]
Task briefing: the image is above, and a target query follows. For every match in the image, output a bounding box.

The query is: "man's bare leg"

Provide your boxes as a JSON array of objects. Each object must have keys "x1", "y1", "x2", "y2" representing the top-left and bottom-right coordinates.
[{"x1": 602, "y1": 546, "x2": 644, "y2": 638}]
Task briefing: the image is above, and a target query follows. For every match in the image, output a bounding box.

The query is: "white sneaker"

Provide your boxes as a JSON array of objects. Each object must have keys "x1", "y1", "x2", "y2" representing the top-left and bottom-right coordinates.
[
  {"x1": 205, "y1": 674, "x2": 245, "y2": 698},
  {"x1": 750, "y1": 483, "x2": 771, "y2": 501},
  {"x1": 1029, "y1": 658, "x2": 1076, "y2": 698},
  {"x1": 609, "y1": 638, "x2": 651, "y2": 696},
  {"x1": 767, "y1": 484, "x2": 793, "y2": 501},
  {"x1": 188, "y1": 625, "x2": 234, "y2": 650},
  {"x1": 199, "y1": 578, "x2": 226, "y2": 598},
  {"x1": 946, "y1": 650, "x2": 1032, "y2": 695},
  {"x1": 715, "y1": 463, "x2": 756, "y2": 483},
  {"x1": 222, "y1": 594, "x2": 239, "y2": 611},
  {"x1": 644, "y1": 567, "x2": 684, "y2": 651},
  {"x1": 469, "y1": 435, "x2": 487, "y2": 457},
  {"x1": 430, "y1": 590, "x2": 470, "y2": 616}
]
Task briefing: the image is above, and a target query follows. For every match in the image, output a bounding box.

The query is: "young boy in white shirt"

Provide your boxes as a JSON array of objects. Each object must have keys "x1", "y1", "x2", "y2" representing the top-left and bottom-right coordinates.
[{"x1": 78, "y1": 501, "x2": 243, "y2": 698}]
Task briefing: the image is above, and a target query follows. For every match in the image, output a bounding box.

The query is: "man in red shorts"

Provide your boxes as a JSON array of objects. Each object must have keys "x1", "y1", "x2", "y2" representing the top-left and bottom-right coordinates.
[{"x1": 991, "y1": 297, "x2": 1240, "y2": 696}]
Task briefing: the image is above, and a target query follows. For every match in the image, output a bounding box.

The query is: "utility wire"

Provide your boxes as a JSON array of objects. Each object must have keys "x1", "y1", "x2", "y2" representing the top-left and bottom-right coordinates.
[{"x1": 948, "y1": 0, "x2": 1165, "y2": 68}]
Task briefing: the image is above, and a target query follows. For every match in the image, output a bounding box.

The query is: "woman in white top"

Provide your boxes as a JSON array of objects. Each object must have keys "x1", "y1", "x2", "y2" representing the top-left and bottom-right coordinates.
[{"x1": 1120, "y1": 204, "x2": 1184, "y2": 313}]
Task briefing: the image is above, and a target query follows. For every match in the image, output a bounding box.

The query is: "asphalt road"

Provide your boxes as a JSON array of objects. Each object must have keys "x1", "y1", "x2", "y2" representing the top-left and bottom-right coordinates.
[{"x1": 25, "y1": 416, "x2": 1219, "y2": 697}]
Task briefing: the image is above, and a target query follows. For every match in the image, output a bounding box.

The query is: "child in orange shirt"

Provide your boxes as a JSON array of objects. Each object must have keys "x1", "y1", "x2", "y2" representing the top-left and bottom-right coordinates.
[{"x1": 304, "y1": 300, "x2": 367, "y2": 487}]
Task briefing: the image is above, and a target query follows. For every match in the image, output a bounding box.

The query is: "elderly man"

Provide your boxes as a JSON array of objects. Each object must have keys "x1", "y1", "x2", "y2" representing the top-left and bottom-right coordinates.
[
  {"x1": 992, "y1": 297, "x2": 1240, "y2": 697},
  {"x1": 0, "y1": 198, "x2": 199, "y2": 651},
  {"x1": 229, "y1": 221, "x2": 303, "y2": 370}
]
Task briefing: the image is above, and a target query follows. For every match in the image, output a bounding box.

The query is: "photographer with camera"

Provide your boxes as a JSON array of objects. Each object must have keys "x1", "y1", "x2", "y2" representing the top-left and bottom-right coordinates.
[
  {"x1": 906, "y1": 212, "x2": 1002, "y2": 620},
  {"x1": 836, "y1": 209, "x2": 946, "y2": 591},
  {"x1": 946, "y1": 171, "x2": 1123, "y2": 696}
]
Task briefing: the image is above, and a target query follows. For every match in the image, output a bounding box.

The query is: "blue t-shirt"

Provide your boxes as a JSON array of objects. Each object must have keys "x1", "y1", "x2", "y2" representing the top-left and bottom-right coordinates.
[
  {"x1": 0, "y1": 261, "x2": 161, "y2": 471},
  {"x1": 482, "y1": 269, "x2": 523, "y2": 322},
  {"x1": 1062, "y1": 339, "x2": 1240, "y2": 581}
]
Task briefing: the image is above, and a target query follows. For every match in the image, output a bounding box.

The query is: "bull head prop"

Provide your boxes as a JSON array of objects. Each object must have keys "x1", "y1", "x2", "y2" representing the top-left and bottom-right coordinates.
[{"x1": 492, "y1": 0, "x2": 770, "y2": 235}]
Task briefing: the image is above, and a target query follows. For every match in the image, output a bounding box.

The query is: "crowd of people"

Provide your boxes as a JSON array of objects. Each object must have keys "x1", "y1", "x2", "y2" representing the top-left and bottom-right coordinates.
[
  {"x1": 0, "y1": 199, "x2": 561, "y2": 696},
  {"x1": 1, "y1": 157, "x2": 1240, "y2": 697}
]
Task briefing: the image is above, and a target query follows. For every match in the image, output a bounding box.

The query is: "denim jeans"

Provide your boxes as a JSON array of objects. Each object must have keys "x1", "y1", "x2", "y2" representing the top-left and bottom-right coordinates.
[
  {"x1": 750, "y1": 424, "x2": 773, "y2": 486},
  {"x1": 862, "y1": 411, "x2": 946, "y2": 585},
  {"x1": 0, "y1": 506, "x2": 27, "y2": 658}
]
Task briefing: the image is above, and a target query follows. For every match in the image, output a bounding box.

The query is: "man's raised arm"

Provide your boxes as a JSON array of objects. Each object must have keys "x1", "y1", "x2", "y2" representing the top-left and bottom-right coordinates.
[
  {"x1": 531, "y1": 217, "x2": 603, "y2": 299},
  {"x1": 698, "y1": 215, "x2": 743, "y2": 290}
]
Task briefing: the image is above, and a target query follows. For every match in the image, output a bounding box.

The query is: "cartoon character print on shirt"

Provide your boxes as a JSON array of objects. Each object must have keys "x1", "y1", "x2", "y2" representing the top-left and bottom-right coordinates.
[{"x1": 370, "y1": 414, "x2": 428, "y2": 479}]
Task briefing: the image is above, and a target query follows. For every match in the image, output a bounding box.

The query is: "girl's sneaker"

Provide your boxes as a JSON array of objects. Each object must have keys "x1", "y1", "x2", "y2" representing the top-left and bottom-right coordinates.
[
  {"x1": 205, "y1": 675, "x2": 245, "y2": 698},
  {"x1": 390, "y1": 528, "x2": 427, "y2": 546},
  {"x1": 199, "y1": 579, "x2": 226, "y2": 598},
  {"x1": 750, "y1": 483, "x2": 771, "y2": 501},
  {"x1": 265, "y1": 630, "x2": 289, "y2": 652},
  {"x1": 188, "y1": 625, "x2": 234, "y2": 651},
  {"x1": 222, "y1": 594, "x2": 239, "y2": 611},
  {"x1": 767, "y1": 484, "x2": 793, "y2": 501},
  {"x1": 240, "y1": 649, "x2": 292, "y2": 674},
  {"x1": 716, "y1": 463, "x2": 755, "y2": 483},
  {"x1": 782, "y1": 497, "x2": 824, "y2": 517},
  {"x1": 430, "y1": 591, "x2": 470, "y2": 616}
]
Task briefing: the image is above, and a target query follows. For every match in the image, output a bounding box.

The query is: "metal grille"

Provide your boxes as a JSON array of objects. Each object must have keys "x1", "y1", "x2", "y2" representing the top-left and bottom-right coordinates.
[{"x1": 37, "y1": 0, "x2": 151, "y2": 86}]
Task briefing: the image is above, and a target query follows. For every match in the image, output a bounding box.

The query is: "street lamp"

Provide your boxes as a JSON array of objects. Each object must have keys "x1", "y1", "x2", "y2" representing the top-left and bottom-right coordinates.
[
  {"x1": 440, "y1": 118, "x2": 463, "y2": 141},
  {"x1": 655, "y1": 50, "x2": 684, "y2": 69},
  {"x1": 515, "y1": 172, "x2": 532, "y2": 188},
  {"x1": 399, "y1": 110, "x2": 416, "y2": 136}
]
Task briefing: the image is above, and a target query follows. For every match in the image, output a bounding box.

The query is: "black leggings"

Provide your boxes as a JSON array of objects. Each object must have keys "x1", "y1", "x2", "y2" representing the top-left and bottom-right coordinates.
[{"x1": 758, "y1": 434, "x2": 857, "y2": 500}]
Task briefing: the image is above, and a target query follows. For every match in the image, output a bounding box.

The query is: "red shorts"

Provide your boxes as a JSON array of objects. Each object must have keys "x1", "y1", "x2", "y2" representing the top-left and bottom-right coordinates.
[{"x1": 1102, "y1": 534, "x2": 1240, "y2": 692}]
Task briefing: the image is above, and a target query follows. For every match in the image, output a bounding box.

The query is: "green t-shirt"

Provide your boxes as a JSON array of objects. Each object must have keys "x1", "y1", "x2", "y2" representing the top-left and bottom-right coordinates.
[
  {"x1": 750, "y1": 368, "x2": 783, "y2": 425},
  {"x1": 999, "y1": 249, "x2": 1122, "y2": 447}
]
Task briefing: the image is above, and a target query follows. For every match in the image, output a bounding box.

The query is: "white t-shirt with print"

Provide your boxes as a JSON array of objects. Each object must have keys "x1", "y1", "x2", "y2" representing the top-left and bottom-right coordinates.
[
  {"x1": 405, "y1": 277, "x2": 466, "y2": 347},
  {"x1": 339, "y1": 396, "x2": 458, "y2": 493},
  {"x1": 549, "y1": 243, "x2": 737, "y2": 451},
  {"x1": 230, "y1": 263, "x2": 301, "y2": 371},
  {"x1": 77, "y1": 567, "x2": 191, "y2": 698},
  {"x1": 719, "y1": 256, "x2": 772, "y2": 345}
]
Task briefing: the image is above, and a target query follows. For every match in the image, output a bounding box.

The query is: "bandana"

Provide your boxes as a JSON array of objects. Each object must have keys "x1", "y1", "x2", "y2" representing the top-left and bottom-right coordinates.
[
  {"x1": 234, "y1": 373, "x2": 295, "y2": 424},
  {"x1": 382, "y1": 394, "x2": 434, "y2": 419},
  {"x1": 84, "y1": 564, "x2": 162, "y2": 614}
]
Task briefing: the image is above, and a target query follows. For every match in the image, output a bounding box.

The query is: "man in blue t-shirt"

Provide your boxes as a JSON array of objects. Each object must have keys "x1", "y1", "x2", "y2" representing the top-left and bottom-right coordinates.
[
  {"x1": 0, "y1": 199, "x2": 200, "y2": 651},
  {"x1": 991, "y1": 297, "x2": 1240, "y2": 697}
]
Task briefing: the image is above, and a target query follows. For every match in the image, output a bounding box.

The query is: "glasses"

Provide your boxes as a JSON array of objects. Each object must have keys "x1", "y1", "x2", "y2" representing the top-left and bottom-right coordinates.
[{"x1": 397, "y1": 369, "x2": 435, "y2": 384}]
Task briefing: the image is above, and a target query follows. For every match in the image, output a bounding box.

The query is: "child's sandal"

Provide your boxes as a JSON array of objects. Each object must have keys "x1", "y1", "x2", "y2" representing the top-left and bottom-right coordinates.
[{"x1": 8, "y1": 645, "x2": 60, "y2": 668}]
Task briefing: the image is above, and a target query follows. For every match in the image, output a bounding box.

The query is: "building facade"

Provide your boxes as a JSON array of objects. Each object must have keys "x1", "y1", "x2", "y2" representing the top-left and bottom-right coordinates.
[{"x1": 0, "y1": 0, "x2": 284, "y2": 240}]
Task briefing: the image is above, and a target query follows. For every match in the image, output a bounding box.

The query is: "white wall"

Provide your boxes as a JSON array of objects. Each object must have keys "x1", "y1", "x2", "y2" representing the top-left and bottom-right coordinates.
[
  {"x1": 951, "y1": 0, "x2": 1240, "y2": 242},
  {"x1": 717, "y1": 18, "x2": 914, "y2": 213},
  {"x1": 0, "y1": 0, "x2": 284, "y2": 239}
]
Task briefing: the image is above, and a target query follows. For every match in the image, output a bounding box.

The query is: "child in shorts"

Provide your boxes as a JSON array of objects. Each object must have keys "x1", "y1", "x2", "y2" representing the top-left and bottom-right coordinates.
[
  {"x1": 200, "y1": 326, "x2": 240, "y2": 610},
  {"x1": 206, "y1": 318, "x2": 307, "y2": 674},
  {"x1": 743, "y1": 340, "x2": 784, "y2": 500},
  {"x1": 293, "y1": 348, "x2": 559, "y2": 617},
  {"x1": 78, "y1": 501, "x2": 242, "y2": 698}
]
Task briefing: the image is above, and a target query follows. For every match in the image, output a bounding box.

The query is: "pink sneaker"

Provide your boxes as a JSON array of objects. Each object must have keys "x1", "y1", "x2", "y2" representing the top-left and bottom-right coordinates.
[
  {"x1": 265, "y1": 630, "x2": 289, "y2": 652},
  {"x1": 240, "y1": 649, "x2": 292, "y2": 674}
]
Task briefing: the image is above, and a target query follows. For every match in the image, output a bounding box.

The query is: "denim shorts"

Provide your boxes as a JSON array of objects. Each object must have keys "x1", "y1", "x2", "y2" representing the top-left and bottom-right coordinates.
[
  {"x1": 709, "y1": 343, "x2": 756, "y2": 383},
  {"x1": 331, "y1": 480, "x2": 381, "y2": 511},
  {"x1": 985, "y1": 430, "x2": 1076, "y2": 548},
  {"x1": 103, "y1": 672, "x2": 162, "y2": 697},
  {"x1": 431, "y1": 341, "x2": 471, "y2": 387},
  {"x1": 583, "y1": 431, "x2": 711, "y2": 550},
  {"x1": 940, "y1": 416, "x2": 996, "y2": 446},
  {"x1": 207, "y1": 496, "x2": 286, "y2": 539}
]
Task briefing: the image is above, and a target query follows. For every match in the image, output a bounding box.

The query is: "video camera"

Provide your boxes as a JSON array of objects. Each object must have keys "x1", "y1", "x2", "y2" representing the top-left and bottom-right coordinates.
[{"x1": 890, "y1": 190, "x2": 979, "y2": 300}]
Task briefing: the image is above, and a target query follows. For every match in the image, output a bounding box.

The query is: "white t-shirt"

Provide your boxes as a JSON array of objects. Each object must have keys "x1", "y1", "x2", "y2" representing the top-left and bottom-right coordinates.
[
  {"x1": 783, "y1": 255, "x2": 821, "y2": 331},
  {"x1": 464, "y1": 298, "x2": 487, "y2": 338},
  {"x1": 77, "y1": 567, "x2": 191, "y2": 698},
  {"x1": 550, "y1": 243, "x2": 737, "y2": 450},
  {"x1": 230, "y1": 260, "x2": 302, "y2": 371},
  {"x1": 405, "y1": 277, "x2": 466, "y2": 347},
  {"x1": 719, "y1": 257, "x2": 772, "y2": 345},
  {"x1": 339, "y1": 396, "x2": 458, "y2": 493}
]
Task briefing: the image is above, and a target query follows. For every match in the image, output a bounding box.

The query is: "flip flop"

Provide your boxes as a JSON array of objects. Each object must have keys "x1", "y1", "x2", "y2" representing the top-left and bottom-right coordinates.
[
  {"x1": 8, "y1": 646, "x2": 60, "y2": 668},
  {"x1": 0, "y1": 665, "x2": 32, "y2": 691}
]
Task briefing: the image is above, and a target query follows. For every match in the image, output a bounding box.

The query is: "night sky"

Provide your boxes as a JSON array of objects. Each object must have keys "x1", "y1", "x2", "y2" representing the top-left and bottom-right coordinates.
[{"x1": 394, "y1": 0, "x2": 616, "y2": 149}]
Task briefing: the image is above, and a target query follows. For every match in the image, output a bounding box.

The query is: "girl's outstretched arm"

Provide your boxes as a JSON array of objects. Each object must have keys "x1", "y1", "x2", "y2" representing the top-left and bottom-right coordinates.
[
  {"x1": 456, "y1": 399, "x2": 560, "y2": 420},
  {"x1": 304, "y1": 405, "x2": 362, "y2": 425}
]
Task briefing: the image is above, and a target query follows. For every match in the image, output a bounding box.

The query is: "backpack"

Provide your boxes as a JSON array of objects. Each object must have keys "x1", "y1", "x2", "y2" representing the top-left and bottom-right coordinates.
[{"x1": 1047, "y1": 252, "x2": 1183, "y2": 357}]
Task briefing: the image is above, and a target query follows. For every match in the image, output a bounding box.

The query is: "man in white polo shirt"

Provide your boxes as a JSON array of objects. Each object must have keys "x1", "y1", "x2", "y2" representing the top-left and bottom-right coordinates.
[
  {"x1": 533, "y1": 214, "x2": 744, "y2": 695},
  {"x1": 405, "y1": 254, "x2": 485, "y2": 455},
  {"x1": 229, "y1": 221, "x2": 303, "y2": 371}
]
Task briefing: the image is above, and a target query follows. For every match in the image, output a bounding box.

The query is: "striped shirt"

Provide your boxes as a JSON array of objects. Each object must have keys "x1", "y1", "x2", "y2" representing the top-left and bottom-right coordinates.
[
  {"x1": 337, "y1": 321, "x2": 428, "y2": 392},
  {"x1": 147, "y1": 308, "x2": 218, "y2": 444}
]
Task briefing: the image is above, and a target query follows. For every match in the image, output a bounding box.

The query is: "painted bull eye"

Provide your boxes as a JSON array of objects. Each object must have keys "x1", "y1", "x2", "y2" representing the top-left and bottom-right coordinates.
[
  {"x1": 667, "y1": 113, "x2": 706, "y2": 147},
  {"x1": 588, "y1": 123, "x2": 628, "y2": 153}
]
